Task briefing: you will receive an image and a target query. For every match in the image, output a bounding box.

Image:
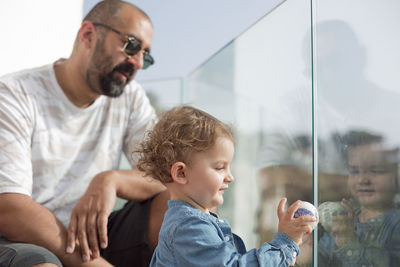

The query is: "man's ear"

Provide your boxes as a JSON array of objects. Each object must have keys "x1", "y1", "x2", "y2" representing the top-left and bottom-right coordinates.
[
  {"x1": 171, "y1": 162, "x2": 188, "y2": 185},
  {"x1": 79, "y1": 21, "x2": 97, "y2": 49}
]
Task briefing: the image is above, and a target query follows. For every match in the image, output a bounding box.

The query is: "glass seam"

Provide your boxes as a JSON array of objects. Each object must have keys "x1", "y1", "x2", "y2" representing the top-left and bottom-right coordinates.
[{"x1": 311, "y1": 0, "x2": 318, "y2": 266}]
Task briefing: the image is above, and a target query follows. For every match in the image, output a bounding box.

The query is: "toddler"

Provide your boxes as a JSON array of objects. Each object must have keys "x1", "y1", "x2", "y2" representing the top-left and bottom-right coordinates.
[{"x1": 136, "y1": 105, "x2": 314, "y2": 267}]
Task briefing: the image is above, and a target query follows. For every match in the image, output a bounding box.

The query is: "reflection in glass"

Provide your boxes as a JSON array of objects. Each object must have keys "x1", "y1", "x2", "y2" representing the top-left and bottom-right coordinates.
[
  {"x1": 316, "y1": 1, "x2": 400, "y2": 266},
  {"x1": 318, "y1": 131, "x2": 400, "y2": 266}
]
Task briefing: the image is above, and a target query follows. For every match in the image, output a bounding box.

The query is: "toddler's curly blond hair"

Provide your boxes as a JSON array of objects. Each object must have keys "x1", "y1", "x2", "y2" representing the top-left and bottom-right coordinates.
[{"x1": 136, "y1": 105, "x2": 234, "y2": 183}]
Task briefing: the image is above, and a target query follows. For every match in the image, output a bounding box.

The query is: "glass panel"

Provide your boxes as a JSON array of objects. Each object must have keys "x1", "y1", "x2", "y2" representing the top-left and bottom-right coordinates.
[
  {"x1": 315, "y1": 1, "x2": 400, "y2": 266},
  {"x1": 186, "y1": 0, "x2": 313, "y2": 265},
  {"x1": 140, "y1": 78, "x2": 184, "y2": 114},
  {"x1": 115, "y1": 78, "x2": 183, "y2": 210},
  {"x1": 120, "y1": 77, "x2": 183, "y2": 169}
]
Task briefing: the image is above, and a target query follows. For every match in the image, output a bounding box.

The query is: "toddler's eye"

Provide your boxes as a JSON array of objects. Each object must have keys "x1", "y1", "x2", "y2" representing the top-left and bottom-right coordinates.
[
  {"x1": 348, "y1": 169, "x2": 359, "y2": 175},
  {"x1": 370, "y1": 168, "x2": 386, "y2": 174}
]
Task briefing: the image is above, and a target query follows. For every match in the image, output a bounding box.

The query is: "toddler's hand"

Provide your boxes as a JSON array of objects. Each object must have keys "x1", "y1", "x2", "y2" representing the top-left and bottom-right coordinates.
[
  {"x1": 277, "y1": 198, "x2": 315, "y2": 245},
  {"x1": 331, "y1": 198, "x2": 355, "y2": 247}
]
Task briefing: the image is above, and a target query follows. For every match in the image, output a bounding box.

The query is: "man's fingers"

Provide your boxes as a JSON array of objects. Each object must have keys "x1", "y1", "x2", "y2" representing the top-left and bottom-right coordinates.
[
  {"x1": 66, "y1": 215, "x2": 77, "y2": 253},
  {"x1": 97, "y1": 210, "x2": 109, "y2": 249},
  {"x1": 77, "y1": 214, "x2": 91, "y2": 262},
  {"x1": 87, "y1": 212, "x2": 100, "y2": 258}
]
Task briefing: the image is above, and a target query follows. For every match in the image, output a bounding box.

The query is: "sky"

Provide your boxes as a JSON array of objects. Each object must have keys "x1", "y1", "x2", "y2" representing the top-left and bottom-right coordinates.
[{"x1": 83, "y1": 0, "x2": 282, "y2": 81}]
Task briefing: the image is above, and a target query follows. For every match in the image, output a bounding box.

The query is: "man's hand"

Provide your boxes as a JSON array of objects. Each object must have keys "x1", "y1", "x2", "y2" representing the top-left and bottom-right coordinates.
[
  {"x1": 0, "y1": 193, "x2": 113, "y2": 266},
  {"x1": 66, "y1": 171, "x2": 117, "y2": 262}
]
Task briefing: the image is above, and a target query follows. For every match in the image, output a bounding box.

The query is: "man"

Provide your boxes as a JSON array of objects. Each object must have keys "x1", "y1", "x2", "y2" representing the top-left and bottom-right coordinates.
[{"x1": 0, "y1": 1, "x2": 168, "y2": 266}]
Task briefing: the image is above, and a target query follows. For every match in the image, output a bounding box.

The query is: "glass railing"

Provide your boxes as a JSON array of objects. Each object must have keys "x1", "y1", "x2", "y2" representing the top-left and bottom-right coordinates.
[
  {"x1": 137, "y1": 0, "x2": 400, "y2": 266},
  {"x1": 186, "y1": 0, "x2": 313, "y2": 263},
  {"x1": 115, "y1": 77, "x2": 184, "y2": 210},
  {"x1": 140, "y1": 78, "x2": 185, "y2": 115},
  {"x1": 315, "y1": 1, "x2": 400, "y2": 267}
]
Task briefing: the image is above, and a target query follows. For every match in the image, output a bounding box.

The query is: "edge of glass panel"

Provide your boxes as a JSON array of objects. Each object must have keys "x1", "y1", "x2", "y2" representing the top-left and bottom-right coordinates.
[{"x1": 311, "y1": 0, "x2": 318, "y2": 266}]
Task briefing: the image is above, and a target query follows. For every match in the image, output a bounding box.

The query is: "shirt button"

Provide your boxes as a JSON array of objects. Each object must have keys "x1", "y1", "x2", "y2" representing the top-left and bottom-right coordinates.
[
  {"x1": 292, "y1": 252, "x2": 297, "y2": 257},
  {"x1": 347, "y1": 250, "x2": 353, "y2": 256},
  {"x1": 219, "y1": 219, "x2": 224, "y2": 223},
  {"x1": 224, "y1": 236, "x2": 230, "y2": 241}
]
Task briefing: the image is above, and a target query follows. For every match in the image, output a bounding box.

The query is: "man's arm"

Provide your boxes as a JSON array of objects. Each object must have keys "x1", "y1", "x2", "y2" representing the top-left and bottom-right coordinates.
[
  {"x1": 0, "y1": 193, "x2": 113, "y2": 267},
  {"x1": 0, "y1": 81, "x2": 112, "y2": 265},
  {"x1": 112, "y1": 169, "x2": 166, "y2": 201},
  {"x1": 66, "y1": 169, "x2": 166, "y2": 262}
]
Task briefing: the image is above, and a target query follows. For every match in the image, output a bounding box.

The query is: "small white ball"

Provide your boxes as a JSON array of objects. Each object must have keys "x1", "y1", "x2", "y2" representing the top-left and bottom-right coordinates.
[
  {"x1": 293, "y1": 201, "x2": 319, "y2": 230},
  {"x1": 318, "y1": 201, "x2": 347, "y2": 232}
]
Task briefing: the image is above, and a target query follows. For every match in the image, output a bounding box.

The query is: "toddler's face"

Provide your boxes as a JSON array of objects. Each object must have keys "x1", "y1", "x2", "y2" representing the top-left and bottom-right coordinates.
[
  {"x1": 347, "y1": 144, "x2": 397, "y2": 210},
  {"x1": 183, "y1": 136, "x2": 234, "y2": 213}
]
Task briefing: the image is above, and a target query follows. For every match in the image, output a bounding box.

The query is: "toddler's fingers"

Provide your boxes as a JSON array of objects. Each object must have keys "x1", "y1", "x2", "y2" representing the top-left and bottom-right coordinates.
[
  {"x1": 331, "y1": 215, "x2": 349, "y2": 224},
  {"x1": 294, "y1": 222, "x2": 313, "y2": 235},
  {"x1": 296, "y1": 214, "x2": 316, "y2": 223},
  {"x1": 341, "y1": 198, "x2": 355, "y2": 217},
  {"x1": 331, "y1": 224, "x2": 349, "y2": 234},
  {"x1": 287, "y1": 200, "x2": 302, "y2": 218},
  {"x1": 294, "y1": 215, "x2": 315, "y2": 234},
  {"x1": 277, "y1": 198, "x2": 287, "y2": 219},
  {"x1": 303, "y1": 224, "x2": 313, "y2": 234}
]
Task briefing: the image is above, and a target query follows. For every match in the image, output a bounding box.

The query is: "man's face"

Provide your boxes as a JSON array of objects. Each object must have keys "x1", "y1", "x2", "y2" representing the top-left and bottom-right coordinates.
[
  {"x1": 86, "y1": 38, "x2": 138, "y2": 97},
  {"x1": 85, "y1": 9, "x2": 153, "y2": 97}
]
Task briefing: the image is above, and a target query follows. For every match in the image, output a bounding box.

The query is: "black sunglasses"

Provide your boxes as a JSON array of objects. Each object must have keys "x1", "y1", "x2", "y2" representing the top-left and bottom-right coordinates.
[{"x1": 92, "y1": 22, "x2": 154, "y2": 69}]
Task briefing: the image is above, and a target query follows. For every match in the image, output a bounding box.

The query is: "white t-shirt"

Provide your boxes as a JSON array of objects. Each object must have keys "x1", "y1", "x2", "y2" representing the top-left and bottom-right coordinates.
[{"x1": 0, "y1": 62, "x2": 156, "y2": 226}]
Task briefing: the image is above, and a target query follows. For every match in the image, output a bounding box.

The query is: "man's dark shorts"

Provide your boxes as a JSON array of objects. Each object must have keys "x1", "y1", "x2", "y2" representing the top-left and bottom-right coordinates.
[
  {"x1": 0, "y1": 240, "x2": 62, "y2": 267},
  {"x1": 0, "y1": 199, "x2": 153, "y2": 267},
  {"x1": 101, "y1": 199, "x2": 153, "y2": 267}
]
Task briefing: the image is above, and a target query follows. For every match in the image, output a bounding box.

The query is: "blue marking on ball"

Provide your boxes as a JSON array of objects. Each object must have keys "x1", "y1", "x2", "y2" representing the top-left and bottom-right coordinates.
[{"x1": 294, "y1": 208, "x2": 314, "y2": 218}]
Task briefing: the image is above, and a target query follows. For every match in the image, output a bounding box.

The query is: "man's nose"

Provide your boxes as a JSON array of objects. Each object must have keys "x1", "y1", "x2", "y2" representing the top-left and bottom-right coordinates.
[{"x1": 126, "y1": 51, "x2": 144, "y2": 70}]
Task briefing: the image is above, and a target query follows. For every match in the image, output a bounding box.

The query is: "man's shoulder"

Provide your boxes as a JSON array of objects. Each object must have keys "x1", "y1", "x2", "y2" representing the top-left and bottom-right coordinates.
[
  {"x1": 112, "y1": 80, "x2": 151, "y2": 108},
  {"x1": 1, "y1": 64, "x2": 52, "y2": 80},
  {"x1": 123, "y1": 79, "x2": 145, "y2": 96},
  {"x1": 0, "y1": 63, "x2": 54, "y2": 91}
]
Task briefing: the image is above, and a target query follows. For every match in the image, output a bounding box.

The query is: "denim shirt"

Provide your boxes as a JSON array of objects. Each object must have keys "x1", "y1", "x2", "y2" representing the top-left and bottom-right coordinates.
[
  {"x1": 150, "y1": 200, "x2": 299, "y2": 267},
  {"x1": 318, "y1": 208, "x2": 400, "y2": 267}
]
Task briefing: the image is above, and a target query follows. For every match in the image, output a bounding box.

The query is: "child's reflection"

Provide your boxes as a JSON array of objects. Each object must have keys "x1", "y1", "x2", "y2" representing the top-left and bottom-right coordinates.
[
  {"x1": 319, "y1": 132, "x2": 400, "y2": 267},
  {"x1": 348, "y1": 142, "x2": 398, "y2": 217}
]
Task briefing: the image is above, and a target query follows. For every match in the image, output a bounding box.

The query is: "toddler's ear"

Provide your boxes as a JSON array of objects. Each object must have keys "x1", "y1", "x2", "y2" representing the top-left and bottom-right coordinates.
[{"x1": 171, "y1": 162, "x2": 188, "y2": 184}]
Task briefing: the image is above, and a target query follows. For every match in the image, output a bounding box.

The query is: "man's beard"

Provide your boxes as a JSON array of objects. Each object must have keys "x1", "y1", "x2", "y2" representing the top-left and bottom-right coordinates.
[
  {"x1": 86, "y1": 41, "x2": 135, "y2": 98},
  {"x1": 98, "y1": 62, "x2": 134, "y2": 97}
]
